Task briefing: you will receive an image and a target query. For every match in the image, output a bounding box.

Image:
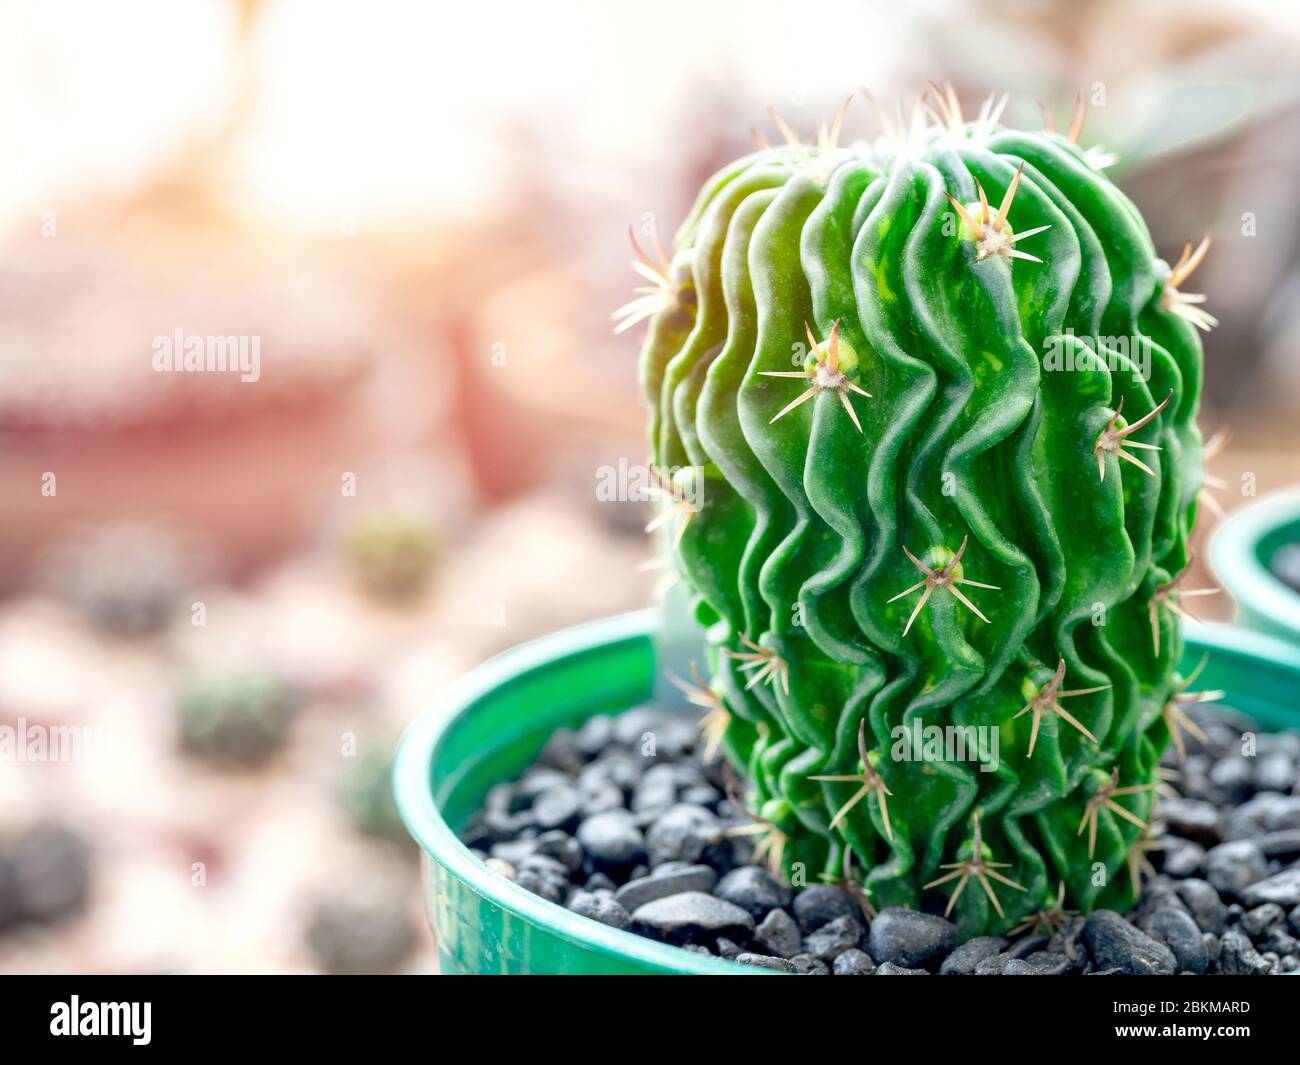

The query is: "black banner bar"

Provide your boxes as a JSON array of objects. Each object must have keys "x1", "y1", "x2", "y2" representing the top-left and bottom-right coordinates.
[{"x1": 0, "y1": 974, "x2": 1290, "y2": 1051}]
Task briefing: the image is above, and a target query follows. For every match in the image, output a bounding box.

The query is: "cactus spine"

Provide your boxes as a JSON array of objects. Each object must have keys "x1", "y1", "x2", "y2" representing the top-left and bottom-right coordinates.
[{"x1": 629, "y1": 89, "x2": 1215, "y2": 937}]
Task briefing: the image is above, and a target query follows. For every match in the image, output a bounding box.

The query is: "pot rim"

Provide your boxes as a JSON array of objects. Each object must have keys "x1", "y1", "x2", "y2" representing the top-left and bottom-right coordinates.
[{"x1": 1211, "y1": 486, "x2": 1300, "y2": 635}]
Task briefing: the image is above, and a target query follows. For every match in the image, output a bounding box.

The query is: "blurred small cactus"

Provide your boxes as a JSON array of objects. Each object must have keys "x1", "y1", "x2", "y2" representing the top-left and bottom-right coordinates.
[
  {"x1": 303, "y1": 865, "x2": 418, "y2": 974},
  {"x1": 345, "y1": 512, "x2": 438, "y2": 603},
  {"x1": 0, "y1": 822, "x2": 91, "y2": 932},
  {"x1": 341, "y1": 738, "x2": 407, "y2": 845},
  {"x1": 177, "y1": 672, "x2": 296, "y2": 770},
  {"x1": 40, "y1": 523, "x2": 202, "y2": 636}
]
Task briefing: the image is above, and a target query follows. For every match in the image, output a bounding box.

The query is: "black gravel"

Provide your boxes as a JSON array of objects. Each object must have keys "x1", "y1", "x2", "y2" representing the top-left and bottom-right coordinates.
[
  {"x1": 1271, "y1": 542, "x2": 1300, "y2": 595},
  {"x1": 868, "y1": 907, "x2": 958, "y2": 970},
  {"x1": 462, "y1": 702, "x2": 1300, "y2": 975},
  {"x1": 753, "y1": 906, "x2": 802, "y2": 957},
  {"x1": 631, "y1": 890, "x2": 754, "y2": 945}
]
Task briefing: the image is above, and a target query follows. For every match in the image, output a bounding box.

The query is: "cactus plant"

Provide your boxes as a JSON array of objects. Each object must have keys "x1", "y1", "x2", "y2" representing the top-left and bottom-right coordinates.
[
  {"x1": 345, "y1": 511, "x2": 439, "y2": 603},
  {"x1": 178, "y1": 672, "x2": 296, "y2": 769},
  {"x1": 41, "y1": 523, "x2": 202, "y2": 637},
  {"x1": 626, "y1": 88, "x2": 1218, "y2": 937},
  {"x1": 342, "y1": 736, "x2": 409, "y2": 844}
]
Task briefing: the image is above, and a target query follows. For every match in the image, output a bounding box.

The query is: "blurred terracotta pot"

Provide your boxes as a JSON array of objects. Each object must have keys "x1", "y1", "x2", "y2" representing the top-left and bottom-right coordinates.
[{"x1": 0, "y1": 228, "x2": 412, "y2": 592}]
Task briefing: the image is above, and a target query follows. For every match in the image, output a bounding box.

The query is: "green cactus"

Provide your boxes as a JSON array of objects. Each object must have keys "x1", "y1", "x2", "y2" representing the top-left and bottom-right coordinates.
[
  {"x1": 627, "y1": 89, "x2": 1216, "y2": 937},
  {"x1": 346, "y1": 512, "x2": 439, "y2": 603},
  {"x1": 178, "y1": 672, "x2": 296, "y2": 770},
  {"x1": 342, "y1": 737, "x2": 409, "y2": 845}
]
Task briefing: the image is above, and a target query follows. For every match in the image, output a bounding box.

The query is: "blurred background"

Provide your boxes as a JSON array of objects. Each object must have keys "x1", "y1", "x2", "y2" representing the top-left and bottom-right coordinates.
[{"x1": 1, "y1": 0, "x2": 1298, "y2": 974}]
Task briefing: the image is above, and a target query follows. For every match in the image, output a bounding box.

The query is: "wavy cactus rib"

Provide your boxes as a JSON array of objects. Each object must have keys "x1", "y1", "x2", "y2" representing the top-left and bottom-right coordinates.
[{"x1": 631, "y1": 88, "x2": 1216, "y2": 937}]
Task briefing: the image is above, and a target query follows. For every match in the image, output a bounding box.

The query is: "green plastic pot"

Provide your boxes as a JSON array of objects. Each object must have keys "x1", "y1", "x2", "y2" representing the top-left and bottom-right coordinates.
[
  {"x1": 393, "y1": 611, "x2": 1300, "y2": 975},
  {"x1": 1212, "y1": 488, "x2": 1300, "y2": 646}
]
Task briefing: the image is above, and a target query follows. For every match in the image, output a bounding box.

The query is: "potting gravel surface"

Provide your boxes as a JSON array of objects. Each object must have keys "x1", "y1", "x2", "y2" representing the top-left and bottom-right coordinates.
[
  {"x1": 462, "y1": 704, "x2": 1300, "y2": 975},
  {"x1": 1272, "y1": 542, "x2": 1300, "y2": 595}
]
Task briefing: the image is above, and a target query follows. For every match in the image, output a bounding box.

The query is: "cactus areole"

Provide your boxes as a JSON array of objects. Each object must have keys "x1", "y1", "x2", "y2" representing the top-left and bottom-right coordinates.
[{"x1": 626, "y1": 89, "x2": 1216, "y2": 938}]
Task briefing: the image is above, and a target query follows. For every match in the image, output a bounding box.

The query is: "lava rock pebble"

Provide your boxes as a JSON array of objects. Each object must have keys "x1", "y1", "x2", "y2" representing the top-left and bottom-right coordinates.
[
  {"x1": 631, "y1": 764, "x2": 679, "y2": 814},
  {"x1": 973, "y1": 952, "x2": 1014, "y2": 975},
  {"x1": 753, "y1": 907, "x2": 802, "y2": 958},
  {"x1": 735, "y1": 952, "x2": 796, "y2": 972},
  {"x1": 535, "y1": 729, "x2": 584, "y2": 774},
  {"x1": 630, "y1": 891, "x2": 754, "y2": 946},
  {"x1": 868, "y1": 908, "x2": 958, "y2": 971},
  {"x1": 1048, "y1": 917, "x2": 1089, "y2": 969},
  {"x1": 804, "y1": 914, "x2": 864, "y2": 962},
  {"x1": 792, "y1": 883, "x2": 858, "y2": 933},
  {"x1": 1260, "y1": 830, "x2": 1300, "y2": 860},
  {"x1": 790, "y1": 953, "x2": 830, "y2": 975},
  {"x1": 644, "y1": 805, "x2": 720, "y2": 866},
  {"x1": 715, "y1": 938, "x2": 742, "y2": 959},
  {"x1": 585, "y1": 872, "x2": 617, "y2": 892},
  {"x1": 1239, "y1": 903, "x2": 1285, "y2": 938},
  {"x1": 532, "y1": 830, "x2": 583, "y2": 872},
  {"x1": 1205, "y1": 840, "x2": 1268, "y2": 899},
  {"x1": 1015, "y1": 951, "x2": 1072, "y2": 975},
  {"x1": 1255, "y1": 753, "x2": 1295, "y2": 795},
  {"x1": 1176, "y1": 878, "x2": 1228, "y2": 935},
  {"x1": 1218, "y1": 929, "x2": 1273, "y2": 975},
  {"x1": 1160, "y1": 837, "x2": 1206, "y2": 879},
  {"x1": 876, "y1": 962, "x2": 929, "y2": 975},
  {"x1": 1083, "y1": 910, "x2": 1177, "y2": 975},
  {"x1": 713, "y1": 865, "x2": 792, "y2": 919},
  {"x1": 1270, "y1": 542, "x2": 1300, "y2": 593},
  {"x1": 532, "y1": 785, "x2": 582, "y2": 831},
  {"x1": 939, "y1": 935, "x2": 1008, "y2": 975},
  {"x1": 833, "y1": 948, "x2": 876, "y2": 975},
  {"x1": 615, "y1": 865, "x2": 717, "y2": 912},
  {"x1": 1242, "y1": 869, "x2": 1300, "y2": 909},
  {"x1": 515, "y1": 868, "x2": 566, "y2": 905},
  {"x1": 567, "y1": 890, "x2": 632, "y2": 930},
  {"x1": 576, "y1": 811, "x2": 646, "y2": 875},
  {"x1": 1160, "y1": 798, "x2": 1222, "y2": 847},
  {"x1": 1145, "y1": 907, "x2": 1210, "y2": 974}
]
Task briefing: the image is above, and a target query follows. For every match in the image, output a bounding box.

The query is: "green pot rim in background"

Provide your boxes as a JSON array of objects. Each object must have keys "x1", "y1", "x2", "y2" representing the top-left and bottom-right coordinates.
[
  {"x1": 393, "y1": 611, "x2": 1300, "y2": 975},
  {"x1": 1211, "y1": 487, "x2": 1300, "y2": 645}
]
